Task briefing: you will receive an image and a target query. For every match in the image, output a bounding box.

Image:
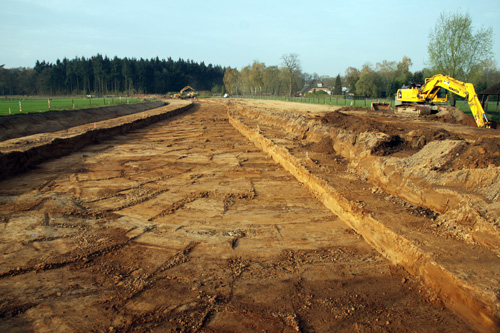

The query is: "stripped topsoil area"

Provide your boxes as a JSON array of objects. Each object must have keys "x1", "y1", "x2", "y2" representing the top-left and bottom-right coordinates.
[
  {"x1": 226, "y1": 98, "x2": 500, "y2": 331},
  {"x1": 0, "y1": 100, "x2": 473, "y2": 332},
  {"x1": 229, "y1": 99, "x2": 500, "y2": 243}
]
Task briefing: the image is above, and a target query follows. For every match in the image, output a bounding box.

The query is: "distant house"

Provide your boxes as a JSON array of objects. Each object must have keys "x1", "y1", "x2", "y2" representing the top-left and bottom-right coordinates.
[{"x1": 300, "y1": 80, "x2": 332, "y2": 95}]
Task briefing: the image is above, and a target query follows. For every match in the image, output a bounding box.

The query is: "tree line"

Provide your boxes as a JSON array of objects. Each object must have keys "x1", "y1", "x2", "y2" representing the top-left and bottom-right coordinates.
[
  {"x1": 224, "y1": 55, "x2": 426, "y2": 98},
  {"x1": 225, "y1": 10, "x2": 498, "y2": 99},
  {"x1": 0, "y1": 55, "x2": 225, "y2": 96},
  {"x1": 223, "y1": 54, "x2": 304, "y2": 97},
  {"x1": 225, "y1": 53, "x2": 499, "y2": 99}
]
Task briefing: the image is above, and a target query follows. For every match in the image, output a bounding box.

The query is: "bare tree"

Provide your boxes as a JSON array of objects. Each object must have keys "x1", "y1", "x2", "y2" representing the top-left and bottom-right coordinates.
[{"x1": 281, "y1": 53, "x2": 302, "y2": 97}]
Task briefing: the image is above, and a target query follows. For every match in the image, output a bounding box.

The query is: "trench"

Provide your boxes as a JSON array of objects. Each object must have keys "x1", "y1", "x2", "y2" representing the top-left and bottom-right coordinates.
[
  {"x1": 225, "y1": 102, "x2": 500, "y2": 332},
  {"x1": 0, "y1": 100, "x2": 491, "y2": 331}
]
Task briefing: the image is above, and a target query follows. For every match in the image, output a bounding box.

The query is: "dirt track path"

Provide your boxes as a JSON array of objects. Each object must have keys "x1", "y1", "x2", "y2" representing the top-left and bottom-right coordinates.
[{"x1": 0, "y1": 102, "x2": 468, "y2": 331}]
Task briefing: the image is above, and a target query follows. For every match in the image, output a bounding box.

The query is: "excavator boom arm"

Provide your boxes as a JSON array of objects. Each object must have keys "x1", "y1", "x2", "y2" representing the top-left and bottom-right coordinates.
[
  {"x1": 422, "y1": 75, "x2": 489, "y2": 128},
  {"x1": 406, "y1": 74, "x2": 490, "y2": 128}
]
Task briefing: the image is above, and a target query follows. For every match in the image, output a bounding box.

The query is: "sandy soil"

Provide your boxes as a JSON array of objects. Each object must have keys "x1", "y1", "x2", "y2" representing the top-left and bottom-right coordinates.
[
  {"x1": 0, "y1": 100, "x2": 472, "y2": 332},
  {"x1": 225, "y1": 98, "x2": 500, "y2": 331}
]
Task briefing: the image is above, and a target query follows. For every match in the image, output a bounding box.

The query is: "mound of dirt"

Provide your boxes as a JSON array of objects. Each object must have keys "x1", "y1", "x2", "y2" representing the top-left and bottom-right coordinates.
[
  {"x1": 427, "y1": 106, "x2": 477, "y2": 127},
  {"x1": 404, "y1": 128, "x2": 461, "y2": 149},
  {"x1": 320, "y1": 111, "x2": 402, "y2": 136},
  {"x1": 442, "y1": 137, "x2": 500, "y2": 170},
  {"x1": 305, "y1": 137, "x2": 335, "y2": 154},
  {"x1": 335, "y1": 106, "x2": 369, "y2": 112},
  {"x1": 320, "y1": 111, "x2": 463, "y2": 157}
]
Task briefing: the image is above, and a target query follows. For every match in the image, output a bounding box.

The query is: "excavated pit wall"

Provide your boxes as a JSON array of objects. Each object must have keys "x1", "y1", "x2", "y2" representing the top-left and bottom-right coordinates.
[
  {"x1": 0, "y1": 102, "x2": 194, "y2": 180},
  {"x1": 0, "y1": 101, "x2": 166, "y2": 141},
  {"x1": 226, "y1": 103, "x2": 500, "y2": 332},
  {"x1": 233, "y1": 105, "x2": 500, "y2": 253}
]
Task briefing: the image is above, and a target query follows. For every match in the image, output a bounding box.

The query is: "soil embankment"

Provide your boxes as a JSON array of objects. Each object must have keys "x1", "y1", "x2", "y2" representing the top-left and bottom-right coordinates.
[
  {"x1": 0, "y1": 101, "x2": 166, "y2": 141},
  {"x1": 0, "y1": 101, "x2": 192, "y2": 180}
]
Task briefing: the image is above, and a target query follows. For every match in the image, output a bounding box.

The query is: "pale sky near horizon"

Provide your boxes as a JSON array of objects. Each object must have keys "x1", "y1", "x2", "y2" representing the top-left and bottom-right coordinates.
[{"x1": 1, "y1": 0, "x2": 499, "y2": 77}]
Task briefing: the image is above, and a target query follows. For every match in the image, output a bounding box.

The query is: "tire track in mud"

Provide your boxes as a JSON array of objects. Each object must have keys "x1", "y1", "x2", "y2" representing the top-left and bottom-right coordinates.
[
  {"x1": 114, "y1": 241, "x2": 200, "y2": 303},
  {"x1": 149, "y1": 187, "x2": 257, "y2": 221},
  {"x1": 96, "y1": 188, "x2": 171, "y2": 213},
  {"x1": 0, "y1": 227, "x2": 147, "y2": 279},
  {"x1": 117, "y1": 254, "x2": 252, "y2": 332},
  {"x1": 106, "y1": 241, "x2": 212, "y2": 331}
]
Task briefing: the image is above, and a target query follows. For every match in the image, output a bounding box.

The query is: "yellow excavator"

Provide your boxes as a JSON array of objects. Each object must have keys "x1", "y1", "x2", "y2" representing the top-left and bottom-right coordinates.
[
  {"x1": 394, "y1": 74, "x2": 491, "y2": 128},
  {"x1": 173, "y1": 86, "x2": 197, "y2": 99}
]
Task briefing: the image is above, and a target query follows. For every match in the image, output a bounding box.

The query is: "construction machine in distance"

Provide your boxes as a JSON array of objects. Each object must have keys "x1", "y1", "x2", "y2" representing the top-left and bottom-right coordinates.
[
  {"x1": 173, "y1": 86, "x2": 197, "y2": 99},
  {"x1": 394, "y1": 74, "x2": 491, "y2": 128}
]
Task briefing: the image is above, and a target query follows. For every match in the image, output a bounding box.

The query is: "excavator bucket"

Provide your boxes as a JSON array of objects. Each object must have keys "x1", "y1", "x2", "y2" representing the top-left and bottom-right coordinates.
[{"x1": 371, "y1": 102, "x2": 392, "y2": 111}]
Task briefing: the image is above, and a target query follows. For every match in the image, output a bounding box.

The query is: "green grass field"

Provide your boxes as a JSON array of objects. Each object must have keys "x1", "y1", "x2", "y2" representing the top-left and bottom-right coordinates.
[{"x1": 0, "y1": 97, "x2": 144, "y2": 116}]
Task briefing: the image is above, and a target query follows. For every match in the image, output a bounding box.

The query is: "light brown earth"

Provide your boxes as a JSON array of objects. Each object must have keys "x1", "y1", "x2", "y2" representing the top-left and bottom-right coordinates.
[{"x1": 0, "y1": 99, "x2": 498, "y2": 332}]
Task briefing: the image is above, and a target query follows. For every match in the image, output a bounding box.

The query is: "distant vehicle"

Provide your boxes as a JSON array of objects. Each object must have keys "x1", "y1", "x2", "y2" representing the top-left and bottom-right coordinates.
[
  {"x1": 173, "y1": 86, "x2": 197, "y2": 99},
  {"x1": 223, "y1": 93, "x2": 230, "y2": 98}
]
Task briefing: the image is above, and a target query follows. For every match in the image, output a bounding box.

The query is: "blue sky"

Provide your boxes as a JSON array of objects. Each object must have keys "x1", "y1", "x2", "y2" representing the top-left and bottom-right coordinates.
[{"x1": 1, "y1": 0, "x2": 499, "y2": 77}]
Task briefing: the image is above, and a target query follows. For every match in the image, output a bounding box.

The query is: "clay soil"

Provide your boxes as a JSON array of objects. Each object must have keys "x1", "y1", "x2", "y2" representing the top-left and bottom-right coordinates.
[{"x1": 0, "y1": 99, "x2": 497, "y2": 332}]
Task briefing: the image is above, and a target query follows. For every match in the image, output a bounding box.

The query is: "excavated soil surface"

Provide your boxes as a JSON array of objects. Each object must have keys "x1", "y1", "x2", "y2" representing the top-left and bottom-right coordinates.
[
  {"x1": 0, "y1": 101, "x2": 471, "y2": 332},
  {"x1": 320, "y1": 106, "x2": 500, "y2": 167},
  {"x1": 224, "y1": 99, "x2": 500, "y2": 331}
]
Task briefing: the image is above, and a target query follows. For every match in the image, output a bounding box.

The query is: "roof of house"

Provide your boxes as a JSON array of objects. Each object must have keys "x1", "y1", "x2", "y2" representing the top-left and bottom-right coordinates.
[
  {"x1": 299, "y1": 80, "x2": 331, "y2": 94},
  {"x1": 479, "y1": 82, "x2": 500, "y2": 95}
]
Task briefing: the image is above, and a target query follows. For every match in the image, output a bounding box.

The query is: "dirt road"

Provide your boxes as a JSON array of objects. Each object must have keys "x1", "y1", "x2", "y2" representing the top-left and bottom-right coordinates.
[{"x1": 0, "y1": 101, "x2": 469, "y2": 331}]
